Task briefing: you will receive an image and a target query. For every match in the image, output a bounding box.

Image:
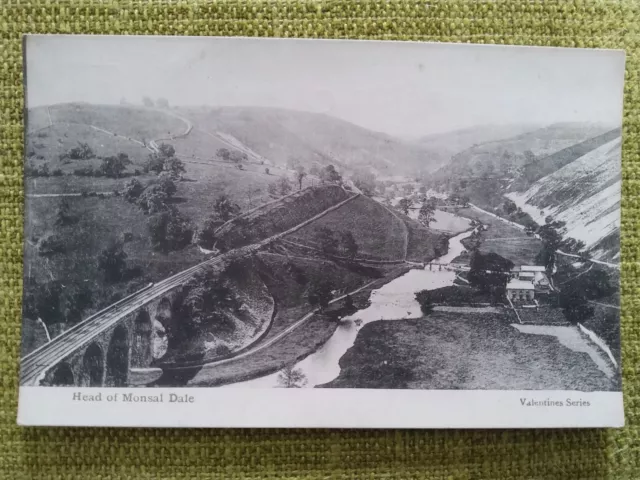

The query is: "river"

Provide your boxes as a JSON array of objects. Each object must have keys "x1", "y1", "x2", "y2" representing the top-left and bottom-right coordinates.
[{"x1": 224, "y1": 227, "x2": 477, "y2": 388}]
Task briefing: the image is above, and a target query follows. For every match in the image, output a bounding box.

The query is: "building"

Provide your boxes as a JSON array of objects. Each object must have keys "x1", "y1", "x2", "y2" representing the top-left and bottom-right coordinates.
[{"x1": 506, "y1": 279, "x2": 535, "y2": 302}]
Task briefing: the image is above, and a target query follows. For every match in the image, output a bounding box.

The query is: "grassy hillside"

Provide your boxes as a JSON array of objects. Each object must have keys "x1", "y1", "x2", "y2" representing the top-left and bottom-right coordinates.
[
  {"x1": 416, "y1": 124, "x2": 541, "y2": 167},
  {"x1": 514, "y1": 128, "x2": 621, "y2": 190},
  {"x1": 176, "y1": 106, "x2": 440, "y2": 176},
  {"x1": 288, "y1": 195, "x2": 408, "y2": 261},
  {"x1": 215, "y1": 185, "x2": 352, "y2": 250},
  {"x1": 34, "y1": 103, "x2": 188, "y2": 141},
  {"x1": 438, "y1": 122, "x2": 612, "y2": 179}
]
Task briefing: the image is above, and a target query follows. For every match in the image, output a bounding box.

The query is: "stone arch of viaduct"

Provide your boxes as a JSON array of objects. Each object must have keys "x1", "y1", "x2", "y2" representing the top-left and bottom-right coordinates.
[{"x1": 39, "y1": 289, "x2": 183, "y2": 387}]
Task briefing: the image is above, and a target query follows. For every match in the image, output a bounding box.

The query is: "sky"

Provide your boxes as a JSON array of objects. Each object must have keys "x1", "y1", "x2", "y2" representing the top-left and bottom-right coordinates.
[{"x1": 25, "y1": 35, "x2": 626, "y2": 137}]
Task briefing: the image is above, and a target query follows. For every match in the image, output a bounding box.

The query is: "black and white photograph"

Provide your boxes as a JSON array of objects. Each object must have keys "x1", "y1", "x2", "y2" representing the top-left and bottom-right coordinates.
[{"x1": 18, "y1": 35, "x2": 624, "y2": 427}]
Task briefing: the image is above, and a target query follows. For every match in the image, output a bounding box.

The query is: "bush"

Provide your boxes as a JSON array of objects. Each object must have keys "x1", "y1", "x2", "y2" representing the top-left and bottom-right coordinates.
[
  {"x1": 196, "y1": 216, "x2": 224, "y2": 249},
  {"x1": 123, "y1": 178, "x2": 145, "y2": 202},
  {"x1": 147, "y1": 207, "x2": 193, "y2": 252},
  {"x1": 97, "y1": 242, "x2": 128, "y2": 283},
  {"x1": 137, "y1": 185, "x2": 168, "y2": 214},
  {"x1": 67, "y1": 142, "x2": 95, "y2": 160},
  {"x1": 25, "y1": 164, "x2": 50, "y2": 177},
  {"x1": 52, "y1": 169, "x2": 64, "y2": 177},
  {"x1": 100, "y1": 153, "x2": 131, "y2": 178},
  {"x1": 73, "y1": 166, "x2": 95, "y2": 177}
]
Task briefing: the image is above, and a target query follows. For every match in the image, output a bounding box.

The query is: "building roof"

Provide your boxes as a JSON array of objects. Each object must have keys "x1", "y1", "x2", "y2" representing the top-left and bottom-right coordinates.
[
  {"x1": 506, "y1": 280, "x2": 535, "y2": 290},
  {"x1": 520, "y1": 265, "x2": 546, "y2": 272}
]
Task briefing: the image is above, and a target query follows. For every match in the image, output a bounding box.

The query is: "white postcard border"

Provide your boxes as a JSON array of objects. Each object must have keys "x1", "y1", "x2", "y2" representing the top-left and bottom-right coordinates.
[{"x1": 18, "y1": 387, "x2": 624, "y2": 428}]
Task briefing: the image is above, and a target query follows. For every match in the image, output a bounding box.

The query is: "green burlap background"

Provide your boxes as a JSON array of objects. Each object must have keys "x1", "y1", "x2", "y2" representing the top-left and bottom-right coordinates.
[{"x1": 1, "y1": 1, "x2": 639, "y2": 478}]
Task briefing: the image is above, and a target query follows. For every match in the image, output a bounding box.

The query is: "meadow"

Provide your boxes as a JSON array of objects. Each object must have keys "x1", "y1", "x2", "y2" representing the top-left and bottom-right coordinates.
[
  {"x1": 325, "y1": 311, "x2": 616, "y2": 391},
  {"x1": 456, "y1": 207, "x2": 542, "y2": 265}
]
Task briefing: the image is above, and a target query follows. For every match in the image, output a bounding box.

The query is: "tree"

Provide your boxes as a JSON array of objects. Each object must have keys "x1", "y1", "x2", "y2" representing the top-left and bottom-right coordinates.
[
  {"x1": 340, "y1": 231, "x2": 358, "y2": 259},
  {"x1": 64, "y1": 285, "x2": 93, "y2": 324},
  {"x1": 216, "y1": 148, "x2": 231, "y2": 162},
  {"x1": 156, "y1": 173, "x2": 177, "y2": 197},
  {"x1": 468, "y1": 251, "x2": 513, "y2": 300},
  {"x1": 97, "y1": 242, "x2": 127, "y2": 282},
  {"x1": 55, "y1": 198, "x2": 73, "y2": 226},
  {"x1": 308, "y1": 279, "x2": 334, "y2": 310},
  {"x1": 402, "y1": 184, "x2": 415, "y2": 196},
  {"x1": 100, "y1": 153, "x2": 131, "y2": 178},
  {"x1": 158, "y1": 143, "x2": 175, "y2": 157},
  {"x1": 171, "y1": 268, "x2": 240, "y2": 340},
  {"x1": 535, "y1": 246, "x2": 556, "y2": 274},
  {"x1": 137, "y1": 185, "x2": 169, "y2": 214},
  {"x1": 229, "y1": 151, "x2": 248, "y2": 164},
  {"x1": 465, "y1": 231, "x2": 482, "y2": 252},
  {"x1": 156, "y1": 97, "x2": 169, "y2": 109},
  {"x1": 397, "y1": 198, "x2": 412, "y2": 216},
  {"x1": 23, "y1": 280, "x2": 64, "y2": 327},
  {"x1": 559, "y1": 288, "x2": 594, "y2": 325},
  {"x1": 570, "y1": 268, "x2": 615, "y2": 300},
  {"x1": 503, "y1": 199, "x2": 517, "y2": 215},
  {"x1": 309, "y1": 164, "x2": 320, "y2": 176},
  {"x1": 265, "y1": 167, "x2": 270, "y2": 175},
  {"x1": 277, "y1": 176, "x2": 293, "y2": 196},
  {"x1": 142, "y1": 96, "x2": 154, "y2": 107},
  {"x1": 316, "y1": 227, "x2": 339, "y2": 255},
  {"x1": 163, "y1": 156, "x2": 186, "y2": 179},
  {"x1": 146, "y1": 144, "x2": 182, "y2": 177},
  {"x1": 213, "y1": 194, "x2": 240, "y2": 222},
  {"x1": 196, "y1": 216, "x2": 224, "y2": 249},
  {"x1": 277, "y1": 366, "x2": 308, "y2": 388},
  {"x1": 147, "y1": 207, "x2": 193, "y2": 252},
  {"x1": 523, "y1": 149, "x2": 536, "y2": 165},
  {"x1": 65, "y1": 142, "x2": 95, "y2": 160},
  {"x1": 536, "y1": 221, "x2": 566, "y2": 274},
  {"x1": 418, "y1": 201, "x2": 437, "y2": 228},
  {"x1": 415, "y1": 290, "x2": 434, "y2": 315},
  {"x1": 145, "y1": 155, "x2": 165, "y2": 174},
  {"x1": 460, "y1": 195, "x2": 470, "y2": 208},
  {"x1": 344, "y1": 294, "x2": 354, "y2": 310},
  {"x1": 295, "y1": 165, "x2": 307, "y2": 190},
  {"x1": 352, "y1": 170, "x2": 377, "y2": 196},
  {"x1": 319, "y1": 164, "x2": 342, "y2": 184},
  {"x1": 123, "y1": 178, "x2": 145, "y2": 202},
  {"x1": 267, "y1": 182, "x2": 278, "y2": 197}
]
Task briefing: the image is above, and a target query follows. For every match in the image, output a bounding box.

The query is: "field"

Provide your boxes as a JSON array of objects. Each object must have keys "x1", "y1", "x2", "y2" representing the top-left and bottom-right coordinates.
[
  {"x1": 325, "y1": 311, "x2": 617, "y2": 391},
  {"x1": 288, "y1": 195, "x2": 407, "y2": 261},
  {"x1": 456, "y1": 207, "x2": 542, "y2": 265}
]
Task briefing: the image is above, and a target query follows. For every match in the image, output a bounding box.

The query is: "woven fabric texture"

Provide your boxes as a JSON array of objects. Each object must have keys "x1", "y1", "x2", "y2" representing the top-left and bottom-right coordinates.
[{"x1": 1, "y1": 1, "x2": 639, "y2": 478}]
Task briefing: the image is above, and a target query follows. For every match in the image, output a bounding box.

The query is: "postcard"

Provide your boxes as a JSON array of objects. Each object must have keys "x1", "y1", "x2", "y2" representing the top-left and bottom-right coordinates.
[{"x1": 18, "y1": 35, "x2": 624, "y2": 428}]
